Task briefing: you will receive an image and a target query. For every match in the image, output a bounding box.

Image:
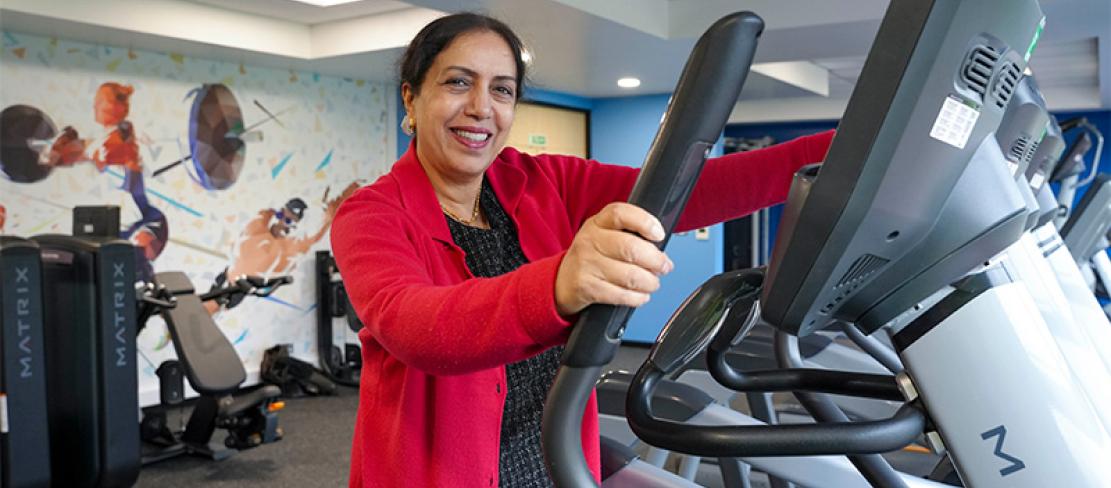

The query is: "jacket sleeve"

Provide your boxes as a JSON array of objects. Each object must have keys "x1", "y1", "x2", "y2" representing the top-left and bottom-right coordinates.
[
  {"x1": 545, "y1": 130, "x2": 835, "y2": 232},
  {"x1": 330, "y1": 192, "x2": 572, "y2": 376},
  {"x1": 675, "y1": 129, "x2": 835, "y2": 231}
]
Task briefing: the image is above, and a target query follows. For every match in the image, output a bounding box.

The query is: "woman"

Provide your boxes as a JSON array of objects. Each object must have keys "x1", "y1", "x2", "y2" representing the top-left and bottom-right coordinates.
[{"x1": 331, "y1": 12, "x2": 834, "y2": 487}]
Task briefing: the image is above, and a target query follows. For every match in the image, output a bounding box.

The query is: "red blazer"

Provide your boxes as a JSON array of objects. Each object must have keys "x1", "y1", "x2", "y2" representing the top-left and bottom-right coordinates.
[{"x1": 331, "y1": 130, "x2": 834, "y2": 488}]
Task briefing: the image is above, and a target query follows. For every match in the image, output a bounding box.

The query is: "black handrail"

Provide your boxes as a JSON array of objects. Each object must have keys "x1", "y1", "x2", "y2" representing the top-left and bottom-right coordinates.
[{"x1": 541, "y1": 11, "x2": 766, "y2": 487}]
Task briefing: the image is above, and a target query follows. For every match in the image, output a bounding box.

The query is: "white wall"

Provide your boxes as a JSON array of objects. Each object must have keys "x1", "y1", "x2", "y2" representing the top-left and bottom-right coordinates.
[{"x1": 0, "y1": 31, "x2": 397, "y2": 405}]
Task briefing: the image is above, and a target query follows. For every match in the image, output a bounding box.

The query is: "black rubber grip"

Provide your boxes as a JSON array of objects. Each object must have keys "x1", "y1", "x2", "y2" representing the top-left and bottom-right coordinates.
[{"x1": 561, "y1": 11, "x2": 765, "y2": 368}]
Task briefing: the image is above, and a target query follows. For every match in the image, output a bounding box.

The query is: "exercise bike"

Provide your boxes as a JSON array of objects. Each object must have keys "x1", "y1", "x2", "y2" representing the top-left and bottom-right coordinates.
[{"x1": 135, "y1": 271, "x2": 290, "y2": 464}]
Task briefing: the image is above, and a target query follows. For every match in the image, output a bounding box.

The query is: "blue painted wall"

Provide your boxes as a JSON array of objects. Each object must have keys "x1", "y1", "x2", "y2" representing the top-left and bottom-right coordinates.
[
  {"x1": 724, "y1": 120, "x2": 839, "y2": 244},
  {"x1": 1050, "y1": 109, "x2": 1111, "y2": 207},
  {"x1": 524, "y1": 88, "x2": 594, "y2": 111},
  {"x1": 591, "y1": 94, "x2": 726, "y2": 343}
]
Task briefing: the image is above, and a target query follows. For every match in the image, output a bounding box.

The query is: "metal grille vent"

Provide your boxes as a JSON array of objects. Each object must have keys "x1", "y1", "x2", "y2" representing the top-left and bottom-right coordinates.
[
  {"x1": 961, "y1": 45, "x2": 999, "y2": 99},
  {"x1": 1010, "y1": 137, "x2": 1030, "y2": 161},
  {"x1": 835, "y1": 253, "x2": 890, "y2": 289},
  {"x1": 820, "y1": 254, "x2": 890, "y2": 316},
  {"x1": 1023, "y1": 140, "x2": 1040, "y2": 165},
  {"x1": 991, "y1": 62, "x2": 1021, "y2": 109}
]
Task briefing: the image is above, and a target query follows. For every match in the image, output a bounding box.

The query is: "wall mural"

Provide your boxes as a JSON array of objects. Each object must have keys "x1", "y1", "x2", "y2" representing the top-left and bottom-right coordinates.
[{"x1": 0, "y1": 31, "x2": 395, "y2": 404}]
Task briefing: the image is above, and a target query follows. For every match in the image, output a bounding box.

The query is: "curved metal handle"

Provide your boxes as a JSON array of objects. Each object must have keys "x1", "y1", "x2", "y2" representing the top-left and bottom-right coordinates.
[
  {"x1": 626, "y1": 362, "x2": 925, "y2": 458},
  {"x1": 543, "y1": 11, "x2": 765, "y2": 488}
]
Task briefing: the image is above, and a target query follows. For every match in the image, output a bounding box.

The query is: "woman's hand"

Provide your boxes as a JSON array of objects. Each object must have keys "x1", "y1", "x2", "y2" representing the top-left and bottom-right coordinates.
[{"x1": 554, "y1": 202, "x2": 675, "y2": 316}]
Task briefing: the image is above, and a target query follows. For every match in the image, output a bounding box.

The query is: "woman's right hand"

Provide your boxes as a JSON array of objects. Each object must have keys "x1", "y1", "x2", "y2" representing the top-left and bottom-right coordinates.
[{"x1": 554, "y1": 202, "x2": 675, "y2": 316}]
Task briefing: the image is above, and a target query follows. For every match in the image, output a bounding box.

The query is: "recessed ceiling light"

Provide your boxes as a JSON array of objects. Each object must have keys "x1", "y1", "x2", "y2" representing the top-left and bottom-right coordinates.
[
  {"x1": 617, "y1": 77, "x2": 641, "y2": 88},
  {"x1": 289, "y1": 0, "x2": 362, "y2": 7}
]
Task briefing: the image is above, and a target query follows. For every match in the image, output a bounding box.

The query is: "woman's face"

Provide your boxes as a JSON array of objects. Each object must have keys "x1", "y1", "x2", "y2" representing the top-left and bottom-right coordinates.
[{"x1": 403, "y1": 30, "x2": 518, "y2": 181}]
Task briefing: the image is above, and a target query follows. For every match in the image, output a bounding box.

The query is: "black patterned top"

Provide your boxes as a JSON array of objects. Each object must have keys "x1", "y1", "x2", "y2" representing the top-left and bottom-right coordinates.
[{"x1": 445, "y1": 180, "x2": 563, "y2": 488}]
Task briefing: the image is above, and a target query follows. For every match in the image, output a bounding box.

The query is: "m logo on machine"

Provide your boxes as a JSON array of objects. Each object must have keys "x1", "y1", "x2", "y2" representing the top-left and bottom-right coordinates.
[{"x1": 981, "y1": 425, "x2": 1026, "y2": 476}]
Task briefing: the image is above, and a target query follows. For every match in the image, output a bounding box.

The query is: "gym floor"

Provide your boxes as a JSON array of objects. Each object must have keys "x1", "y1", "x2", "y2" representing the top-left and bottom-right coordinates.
[
  {"x1": 133, "y1": 345, "x2": 933, "y2": 487},
  {"x1": 136, "y1": 385, "x2": 359, "y2": 487},
  {"x1": 133, "y1": 345, "x2": 651, "y2": 487}
]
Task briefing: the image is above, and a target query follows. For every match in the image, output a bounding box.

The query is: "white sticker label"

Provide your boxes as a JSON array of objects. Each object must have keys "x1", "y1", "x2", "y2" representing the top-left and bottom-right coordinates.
[
  {"x1": 1030, "y1": 172, "x2": 1046, "y2": 189},
  {"x1": 0, "y1": 393, "x2": 7, "y2": 433},
  {"x1": 930, "y1": 95, "x2": 980, "y2": 149}
]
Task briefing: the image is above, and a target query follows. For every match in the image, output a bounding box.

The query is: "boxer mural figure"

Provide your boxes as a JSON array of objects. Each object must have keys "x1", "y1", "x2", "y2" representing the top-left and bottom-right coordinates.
[
  {"x1": 3, "y1": 82, "x2": 264, "y2": 281},
  {"x1": 35, "y1": 82, "x2": 168, "y2": 280}
]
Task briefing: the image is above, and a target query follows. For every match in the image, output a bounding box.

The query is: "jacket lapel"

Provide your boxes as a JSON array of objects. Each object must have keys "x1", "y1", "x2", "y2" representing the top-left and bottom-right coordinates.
[
  {"x1": 392, "y1": 143, "x2": 528, "y2": 246},
  {"x1": 392, "y1": 143, "x2": 455, "y2": 245}
]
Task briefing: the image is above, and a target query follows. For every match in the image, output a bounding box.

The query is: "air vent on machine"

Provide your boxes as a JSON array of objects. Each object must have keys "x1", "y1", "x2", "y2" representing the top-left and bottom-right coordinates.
[
  {"x1": 991, "y1": 62, "x2": 1021, "y2": 109},
  {"x1": 1010, "y1": 137, "x2": 1030, "y2": 162},
  {"x1": 835, "y1": 253, "x2": 890, "y2": 289},
  {"x1": 819, "y1": 253, "x2": 890, "y2": 316},
  {"x1": 1023, "y1": 140, "x2": 1040, "y2": 165},
  {"x1": 961, "y1": 45, "x2": 999, "y2": 100}
]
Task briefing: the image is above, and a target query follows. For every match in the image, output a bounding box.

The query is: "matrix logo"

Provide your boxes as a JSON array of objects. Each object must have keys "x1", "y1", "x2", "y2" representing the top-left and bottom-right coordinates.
[
  {"x1": 112, "y1": 261, "x2": 128, "y2": 367},
  {"x1": 981, "y1": 425, "x2": 1025, "y2": 476},
  {"x1": 14, "y1": 265, "x2": 34, "y2": 379}
]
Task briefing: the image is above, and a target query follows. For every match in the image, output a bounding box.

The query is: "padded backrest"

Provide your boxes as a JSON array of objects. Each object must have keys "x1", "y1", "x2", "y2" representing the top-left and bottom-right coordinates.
[
  {"x1": 157, "y1": 271, "x2": 195, "y2": 295},
  {"x1": 154, "y1": 272, "x2": 245, "y2": 395}
]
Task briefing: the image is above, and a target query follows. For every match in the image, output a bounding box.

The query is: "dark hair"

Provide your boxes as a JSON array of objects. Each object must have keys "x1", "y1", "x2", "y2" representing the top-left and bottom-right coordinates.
[{"x1": 399, "y1": 13, "x2": 528, "y2": 101}]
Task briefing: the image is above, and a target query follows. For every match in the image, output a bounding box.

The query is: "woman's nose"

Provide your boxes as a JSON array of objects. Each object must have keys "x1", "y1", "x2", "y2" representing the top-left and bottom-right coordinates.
[{"x1": 465, "y1": 89, "x2": 493, "y2": 119}]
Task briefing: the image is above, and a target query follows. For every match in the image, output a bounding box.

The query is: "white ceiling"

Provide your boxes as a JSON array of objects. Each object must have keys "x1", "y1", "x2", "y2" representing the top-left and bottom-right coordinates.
[
  {"x1": 1, "y1": 0, "x2": 1108, "y2": 122},
  {"x1": 192, "y1": 0, "x2": 413, "y2": 25}
]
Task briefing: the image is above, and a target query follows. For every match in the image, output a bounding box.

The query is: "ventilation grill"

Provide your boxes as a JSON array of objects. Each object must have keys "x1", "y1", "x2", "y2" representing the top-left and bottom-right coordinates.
[
  {"x1": 1023, "y1": 140, "x2": 1040, "y2": 165},
  {"x1": 1010, "y1": 137, "x2": 1030, "y2": 162},
  {"x1": 820, "y1": 254, "x2": 890, "y2": 316},
  {"x1": 835, "y1": 253, "x2": 890, "y2": 289},
  {"x1": 961, "y1": 45, "x2": 999, "y2": 99},
  {"x1": 992, "y1": 62, "x2": 1021, "y2": 109}
]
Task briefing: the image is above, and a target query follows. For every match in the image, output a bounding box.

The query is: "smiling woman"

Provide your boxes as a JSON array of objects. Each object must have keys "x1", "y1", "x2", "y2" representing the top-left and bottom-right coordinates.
[
  {"x1": 402, "y1": 29, "x2": 520, "y2": 226},
  {"x1": 329, "y1": 11, "x2": 835, "y2": 488}
]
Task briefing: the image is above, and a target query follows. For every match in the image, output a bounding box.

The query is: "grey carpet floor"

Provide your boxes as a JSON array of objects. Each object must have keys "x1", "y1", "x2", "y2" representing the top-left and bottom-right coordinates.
[
  {"x1": 136, "y1": 385, "x2": 359, "y2": 487},
  {"x1": 133, "y1": 344, "x2": 938, "y2": 487}
]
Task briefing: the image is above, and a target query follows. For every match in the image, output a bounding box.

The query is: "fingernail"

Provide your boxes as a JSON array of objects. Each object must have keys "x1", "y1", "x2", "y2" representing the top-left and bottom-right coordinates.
[
  {"x1": 663, "y1": 258, "x2": 674, "y2": 274},
  {"x1": 652, "y1": 223, "x2": 665, "y2": 241}
]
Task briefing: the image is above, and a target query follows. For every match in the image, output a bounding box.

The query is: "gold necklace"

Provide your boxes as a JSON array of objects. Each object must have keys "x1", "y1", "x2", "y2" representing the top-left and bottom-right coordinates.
[{"x1": 442, "y1": 191, "x2": 482, "y2": 226}]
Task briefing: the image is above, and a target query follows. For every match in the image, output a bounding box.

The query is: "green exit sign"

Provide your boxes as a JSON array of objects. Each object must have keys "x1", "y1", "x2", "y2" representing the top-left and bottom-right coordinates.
[{"x1": 529, "y1": 134, "x2": 547, "y2": 146}]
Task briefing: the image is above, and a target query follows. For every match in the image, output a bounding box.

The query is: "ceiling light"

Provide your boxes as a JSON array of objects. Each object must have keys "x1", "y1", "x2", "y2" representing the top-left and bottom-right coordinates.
[
  {"x1": 617, "y1": 77, "x2": 641, "y2": 88},
  {"x1": 289, "y1": 0, "x2": 362, "y2": 7},
  {"x1": 521, "y1": 50, "x2": 532, "y2": 64}
]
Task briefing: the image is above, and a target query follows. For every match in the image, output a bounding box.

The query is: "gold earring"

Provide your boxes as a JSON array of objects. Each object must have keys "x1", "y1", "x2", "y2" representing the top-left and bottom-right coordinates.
[{"x1": 401, "y1": 114, "x2": 415, "y2": 136}]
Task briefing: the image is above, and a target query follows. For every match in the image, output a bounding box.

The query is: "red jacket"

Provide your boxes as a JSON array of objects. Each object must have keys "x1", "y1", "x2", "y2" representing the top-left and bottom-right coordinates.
[{"x1": 331, "y1": 130, "x2": 834, "y2": 488}]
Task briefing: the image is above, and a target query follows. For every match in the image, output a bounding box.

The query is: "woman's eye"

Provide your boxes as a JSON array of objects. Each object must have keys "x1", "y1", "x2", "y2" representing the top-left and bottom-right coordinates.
[
  {"x1": 494, "y1": 86, "x2": 514, "y2": 97},
  {"x1": 446, "y1": 78, "x2": 470, "y2": 88}
]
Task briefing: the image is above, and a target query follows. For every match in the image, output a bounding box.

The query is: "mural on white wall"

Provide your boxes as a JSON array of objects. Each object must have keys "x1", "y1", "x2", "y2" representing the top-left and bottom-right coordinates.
[{"x1": 0, "y1": 31, "x2": 395, "y2": 403}]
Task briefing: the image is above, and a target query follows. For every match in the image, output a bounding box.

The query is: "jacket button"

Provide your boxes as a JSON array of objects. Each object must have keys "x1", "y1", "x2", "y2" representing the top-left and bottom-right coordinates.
[
  {"x1": 496, "y1": 383, "x2": 501, "y2": 394},
  {"x1": 489, "y1": 476, "x2": 494, "y2": 486}
]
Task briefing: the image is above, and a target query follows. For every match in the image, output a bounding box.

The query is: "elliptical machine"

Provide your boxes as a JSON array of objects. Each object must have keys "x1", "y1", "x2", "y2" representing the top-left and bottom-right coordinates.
[
  {"x1": 136, "y1": 271, "x2": 290, "y2": 463},
  {"x1": 543, "y1": 1, "x2": 1111, "y2": 487}
]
